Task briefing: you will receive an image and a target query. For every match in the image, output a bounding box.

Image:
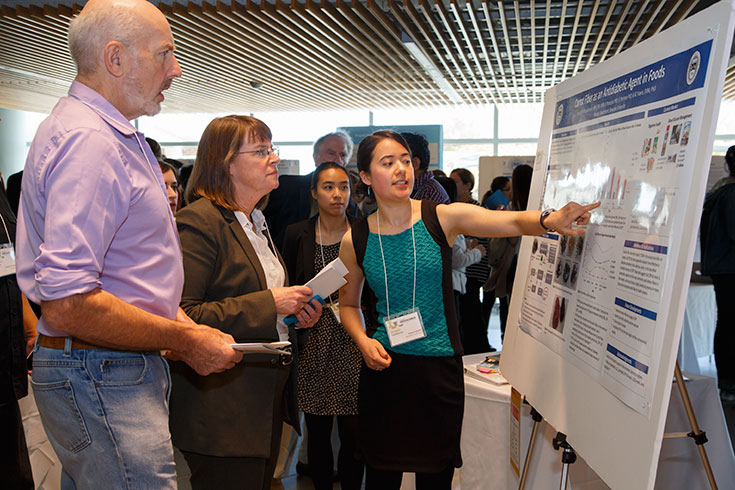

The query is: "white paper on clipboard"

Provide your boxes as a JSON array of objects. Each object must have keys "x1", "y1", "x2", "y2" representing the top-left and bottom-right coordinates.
[
  {"x1": 230, "y1": 341, "x2": 291, "y2": 354},
  {"x1": 304, "y1": 257, "x2": 348, "y2": 299}
]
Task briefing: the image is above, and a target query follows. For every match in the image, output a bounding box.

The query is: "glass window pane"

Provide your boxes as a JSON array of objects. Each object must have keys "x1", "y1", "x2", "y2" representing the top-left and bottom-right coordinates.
[
  {"x1": 277, "y1": 144, "x2": 317, "y2": 175},
  {"x1": 498, "y1": 142, "x2": 538, "y2": 156},
  {"x1": 497, "y1": 103, "x2": 544, "y2": 139},
  {"x1": 253, "y1": 110, "x2": 368, "y2": 142},
  {"x1": 712, "y1": 138, "x2": 735, "y2": 155},
  {"x1": 159, "y1": 144, "x2": 197, "y2": 165},
  {"x1": 443, "y1": 143, "x2": 494, "y2": 201},
  {"x1": 371, "y1": 106, "x2": 494, "y2": 139},
  {"x1": 137, "y1": 112, "x2": 227, "y2": 142},
  {"x1": 138, "y1": 110, "x2": 369, "y2": 146},
  {"x1": 715, "y1": 100, "x2": 735, "y2": 136}
]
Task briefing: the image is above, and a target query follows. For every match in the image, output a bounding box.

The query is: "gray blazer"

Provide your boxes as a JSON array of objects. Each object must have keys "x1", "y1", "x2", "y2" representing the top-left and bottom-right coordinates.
[{"x1": 168, "y1": 197, "x2": 299, "y2": 458}]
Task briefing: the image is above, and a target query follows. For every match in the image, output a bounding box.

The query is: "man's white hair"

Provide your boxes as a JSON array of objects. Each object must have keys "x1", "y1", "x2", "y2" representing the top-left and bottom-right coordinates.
[
  {"x1": 68, "y1": 1, "x2": 145, "y2": 76},
  {"x1": 313, "y1": 130, "x2": 355, "y2": 161}
]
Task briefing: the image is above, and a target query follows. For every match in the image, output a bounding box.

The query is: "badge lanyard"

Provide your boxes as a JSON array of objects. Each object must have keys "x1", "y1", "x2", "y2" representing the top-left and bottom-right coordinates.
[
  {"x1": 0, "y1": 213, "x2": 16, "y2": 278},
  {"x1": 236, "y1": 213, "x2": 280, "y2": 280},
  {"x1": 376, "y1": 201, "x2": 417, "y2": 317},
  {"x1": 375, "y1": 202, "x2": 426, "y2": 347},
  {"x1": 260, "y1": 220, "x2": 282, "y2": 282},
  {"x1": 317, "y1": 214, "x2": 348, "y2": 320},
  {"x1": 0, "y1": 213, "x2": 10, "y2": 244}
]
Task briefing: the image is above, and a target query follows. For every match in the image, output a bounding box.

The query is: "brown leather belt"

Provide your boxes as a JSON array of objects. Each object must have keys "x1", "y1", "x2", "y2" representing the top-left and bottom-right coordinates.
[{"x1": 37, "y1": 333, "x2": 104, "y2": 350}]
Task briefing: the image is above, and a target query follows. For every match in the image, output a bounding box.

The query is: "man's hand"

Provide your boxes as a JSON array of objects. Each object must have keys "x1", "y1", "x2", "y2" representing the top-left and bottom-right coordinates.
[{"x1": 173, "y1": 324, "x2": 243, "y2": 376}]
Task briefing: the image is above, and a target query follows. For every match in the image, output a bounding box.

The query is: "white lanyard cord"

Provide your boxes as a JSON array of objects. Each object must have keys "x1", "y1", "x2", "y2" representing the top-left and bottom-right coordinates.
[
  {"x1": 317, "y1": 214, "x2": 348, "y2": 307},
  {"x1": 0, "y1": 213, "x2": 11, "y2": 244},
  {"x1": 261, "y1": 220, "x2": 277, "y2": 258},
  {"x1": 376, "y1": 201, "x2": 417, "y2": 317}
]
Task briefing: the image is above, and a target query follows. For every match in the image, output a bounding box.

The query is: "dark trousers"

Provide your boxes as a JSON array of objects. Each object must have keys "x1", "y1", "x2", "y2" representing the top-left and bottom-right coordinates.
[
  {"x1": 459, "y1": 277, "x2": 491, "y2": 354},
  {"x1": 305, "y1": 413, "x2": 363, "y2": 490},
  {"x1": 483, "y1": 289, "x2": 509, "y2": 338},
  {"x1": 0, "y1": 399, "x2": 34, "y2": 490},
  {"x1": 180, "y1": 388, "x2": 284, "y2": 490},
  {"x1": 365, "y1": 465, "x2": 454, "y2": 490},
  {"x1": 712, "y1": 274, "x2": 735, "y2": 391}
]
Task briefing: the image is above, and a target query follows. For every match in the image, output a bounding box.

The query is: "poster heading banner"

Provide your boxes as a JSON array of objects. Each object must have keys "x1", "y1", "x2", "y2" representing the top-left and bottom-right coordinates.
[{"x1": 553, "y1": 40, "x2": 712, "y2": 130}]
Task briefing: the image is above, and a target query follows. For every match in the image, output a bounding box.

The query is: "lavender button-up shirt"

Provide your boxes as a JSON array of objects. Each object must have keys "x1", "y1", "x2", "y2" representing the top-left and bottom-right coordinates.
[{"x1": 16, "y1": 81, "x2": 184, "y2": 337}]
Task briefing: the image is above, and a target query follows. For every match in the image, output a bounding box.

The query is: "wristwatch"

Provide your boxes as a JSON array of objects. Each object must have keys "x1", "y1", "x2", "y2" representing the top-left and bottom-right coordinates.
[{"x1": 540, "y1": 208, "x2": 556, "y2": 232}]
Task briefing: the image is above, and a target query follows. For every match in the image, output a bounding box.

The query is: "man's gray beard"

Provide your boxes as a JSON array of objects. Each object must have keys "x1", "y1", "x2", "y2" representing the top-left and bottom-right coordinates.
[{"x1": 122, "y1": 74, "x2": 162, "y2": 119}]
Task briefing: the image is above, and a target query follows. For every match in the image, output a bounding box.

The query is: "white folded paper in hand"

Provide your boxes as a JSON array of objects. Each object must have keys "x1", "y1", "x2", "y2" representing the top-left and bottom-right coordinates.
[
  {"x1": 230, "y1": 341, "x2": 291, "y2": 354},
  {"x1": 305, "y1": 257, "x2": 348, "y2": 299}
]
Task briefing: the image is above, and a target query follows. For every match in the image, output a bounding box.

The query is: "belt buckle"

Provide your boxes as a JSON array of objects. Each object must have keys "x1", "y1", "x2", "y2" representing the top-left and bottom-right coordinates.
[{"x1": 279, "y1": 347, "x2": 293, "y2": 366}]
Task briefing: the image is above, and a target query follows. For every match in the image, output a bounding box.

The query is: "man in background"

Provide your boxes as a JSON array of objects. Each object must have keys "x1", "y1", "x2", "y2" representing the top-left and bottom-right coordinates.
[
  {"x1": 16, "y1": 0, "x2": 241, "y2": 487},
  {"x1": 401, "y1": 132, "x2": 450, "y2": 204},
  {"x1": 265, "y1": 130, "x2": 354, "y2": 250}
]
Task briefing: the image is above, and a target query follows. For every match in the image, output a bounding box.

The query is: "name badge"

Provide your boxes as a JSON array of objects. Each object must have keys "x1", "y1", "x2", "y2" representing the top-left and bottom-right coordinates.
[
  {"x1": 383, "y1": 307, "x2": 426, "y2": 347},
  {"x1": 329, "y1": 302, "x2": 341, "y2": 323},
  {"x1": 0, "y1": 242, "x2": 16, "y2": 278}
]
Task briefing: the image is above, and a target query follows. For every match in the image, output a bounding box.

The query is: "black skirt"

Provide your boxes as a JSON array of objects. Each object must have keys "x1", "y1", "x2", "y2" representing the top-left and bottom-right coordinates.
[{"x1": 357, "y1": 351, "x2": 464, "y2": 472}]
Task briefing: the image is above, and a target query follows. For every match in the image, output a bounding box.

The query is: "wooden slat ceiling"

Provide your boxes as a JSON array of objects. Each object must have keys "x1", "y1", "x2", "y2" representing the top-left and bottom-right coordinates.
[{"x1": 0, "y1": 0, "x2": 728, "y2": 114}]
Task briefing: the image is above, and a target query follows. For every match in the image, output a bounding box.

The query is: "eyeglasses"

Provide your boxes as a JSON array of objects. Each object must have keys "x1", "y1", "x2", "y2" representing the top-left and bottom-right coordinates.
[{"x1": 239, "y1": 146, "x2": 280, "y2": 158}]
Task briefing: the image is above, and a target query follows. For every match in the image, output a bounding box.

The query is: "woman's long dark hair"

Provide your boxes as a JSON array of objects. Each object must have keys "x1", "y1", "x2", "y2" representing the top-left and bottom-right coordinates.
[
  {"x1": 481, "y1": 175, "x2": 510, "y2": 203},
  {"x1": 355, "y1": 130, "x2": 411, "y2": 201},
  {"x1": 511, "y1": 164, "x2": 533, "y2": 211},
  {"x1": 311, "y1": 161, "x2": 349, "y2": 190}
]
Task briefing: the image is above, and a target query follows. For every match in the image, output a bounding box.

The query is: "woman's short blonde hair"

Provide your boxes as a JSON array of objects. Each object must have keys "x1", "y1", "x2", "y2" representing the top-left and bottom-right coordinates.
[{"x1": 185, "y1": 115, "x2": 272, "y2": 211}]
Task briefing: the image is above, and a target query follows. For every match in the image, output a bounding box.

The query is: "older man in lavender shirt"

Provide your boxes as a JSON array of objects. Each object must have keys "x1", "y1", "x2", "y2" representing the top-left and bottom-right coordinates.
[{"x1": 16, "y1": 0, "x2": 242, "y2": 487}]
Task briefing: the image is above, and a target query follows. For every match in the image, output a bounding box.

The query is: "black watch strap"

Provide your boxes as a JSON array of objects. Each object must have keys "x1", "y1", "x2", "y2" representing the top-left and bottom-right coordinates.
[{"x1": 540, "y1": 208, "x2": 556, "y2": 232}]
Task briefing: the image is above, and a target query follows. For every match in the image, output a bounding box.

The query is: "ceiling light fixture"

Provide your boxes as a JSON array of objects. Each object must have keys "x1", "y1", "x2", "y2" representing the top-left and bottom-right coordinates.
[{"x1": 401, "y1": 32, "x2": 463, "y2": 104}]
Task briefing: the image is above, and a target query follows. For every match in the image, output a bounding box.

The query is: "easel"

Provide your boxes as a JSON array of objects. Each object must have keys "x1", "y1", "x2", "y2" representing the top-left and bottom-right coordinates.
[{"x1": 517, "y1": 361, "x2": 718, "y2": 490}]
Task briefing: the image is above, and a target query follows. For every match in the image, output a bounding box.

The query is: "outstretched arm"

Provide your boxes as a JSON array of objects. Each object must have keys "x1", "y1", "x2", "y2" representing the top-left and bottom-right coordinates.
[{"x1": 437, "y1": 201, "x2": 600, "y2": 246}]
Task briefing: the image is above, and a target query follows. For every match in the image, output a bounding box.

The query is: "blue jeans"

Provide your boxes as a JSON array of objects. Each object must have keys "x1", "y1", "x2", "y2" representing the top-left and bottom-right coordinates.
[{"x1": 31, "y1": 341, "x2": 176, "y2": 490}]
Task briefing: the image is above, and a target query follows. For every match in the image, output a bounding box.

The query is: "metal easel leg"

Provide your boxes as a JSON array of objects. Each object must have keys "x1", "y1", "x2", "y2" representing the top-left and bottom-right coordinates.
[
  {"x1": 552, "y1": 432, "x2": 576, "y2": 490},
  {"x1": 518, "y1": 406, "x2": 543, "y2": 490},
  {"x1": 671, "y1": 361, "x2": 718, "y2": 490}
]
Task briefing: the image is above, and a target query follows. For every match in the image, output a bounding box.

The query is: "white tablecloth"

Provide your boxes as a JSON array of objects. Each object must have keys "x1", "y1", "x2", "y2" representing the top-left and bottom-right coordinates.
[
  {"x1": 678, "y1": 283, "x2": 716, "y2": 375},
  {"x1": 458, "y1": 353, "x2": 735, "y2": 490}
]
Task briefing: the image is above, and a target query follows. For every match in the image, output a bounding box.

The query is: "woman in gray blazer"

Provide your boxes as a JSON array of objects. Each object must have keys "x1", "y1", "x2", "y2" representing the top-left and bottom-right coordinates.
[{"x1": 169, "y1": 115, "x2": 322, "y2": 490}]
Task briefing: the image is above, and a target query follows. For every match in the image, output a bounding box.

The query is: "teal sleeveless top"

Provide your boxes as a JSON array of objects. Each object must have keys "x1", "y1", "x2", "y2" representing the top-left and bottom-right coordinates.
[{"x1": 362, "y1": 214, "x2": 454, "y2": 356}]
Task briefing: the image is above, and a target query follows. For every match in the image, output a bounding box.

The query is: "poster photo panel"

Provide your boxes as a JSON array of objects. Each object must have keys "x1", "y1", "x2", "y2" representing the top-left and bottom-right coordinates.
[{"x1": 499, "y1": 1, "x2": 735, "y2": 489}]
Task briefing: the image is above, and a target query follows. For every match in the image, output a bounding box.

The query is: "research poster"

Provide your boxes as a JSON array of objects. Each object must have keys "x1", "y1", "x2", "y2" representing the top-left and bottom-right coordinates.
[
  {"x1": 502, "y1": 2, "x2": 734, "y2": 488},
  {"x1": 517, "y1": 39, "x2": 715, "y2": 417}
]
